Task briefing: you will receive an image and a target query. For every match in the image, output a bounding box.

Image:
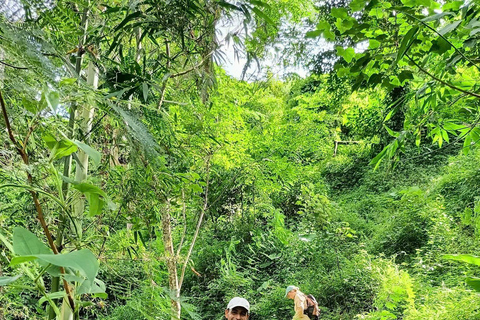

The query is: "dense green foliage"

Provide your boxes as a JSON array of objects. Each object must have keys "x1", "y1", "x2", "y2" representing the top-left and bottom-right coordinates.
[{"x1": 2, "y1": 0, "x2": 480, "y2": 320}]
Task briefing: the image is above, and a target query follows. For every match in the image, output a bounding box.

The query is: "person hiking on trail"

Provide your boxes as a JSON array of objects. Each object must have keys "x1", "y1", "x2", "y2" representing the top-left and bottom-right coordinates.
[
  {"x1": 225, "y1": 297, "x2": 250, "y2": 320},
  {"x1": 285, "y1": 285, "x2": 319, "y2": 320}
]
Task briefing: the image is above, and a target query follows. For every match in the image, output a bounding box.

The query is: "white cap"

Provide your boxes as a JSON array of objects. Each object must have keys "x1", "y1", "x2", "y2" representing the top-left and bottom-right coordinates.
[{"x1": 226, "y1": 297, "x2": 250, "y2": 313}]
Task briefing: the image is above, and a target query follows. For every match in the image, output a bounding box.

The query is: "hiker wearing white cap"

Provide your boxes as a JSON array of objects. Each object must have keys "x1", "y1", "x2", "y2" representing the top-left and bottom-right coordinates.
[
  {"x1": 285, "y1": 285, "x2": 319, "y2": 320},
  {"x1": 225, "y1": 297, "x2": 250, "y2": 320}
]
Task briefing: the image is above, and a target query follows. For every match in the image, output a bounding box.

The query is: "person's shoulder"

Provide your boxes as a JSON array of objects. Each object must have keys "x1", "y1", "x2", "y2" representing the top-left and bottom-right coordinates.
[{"x1": 296, "y1": 292, "x2": 306, "y2": 301}]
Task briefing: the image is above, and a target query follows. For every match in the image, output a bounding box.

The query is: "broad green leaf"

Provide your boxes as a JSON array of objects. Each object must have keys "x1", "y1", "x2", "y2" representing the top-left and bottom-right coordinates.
[
  {"x1": 314, "y1": 21, "x2": 335, "y2": 40},
  {"x1": 443, "y1": 254, "x2": 480, "y2": 266},
  {"x1": 18, "y1": 250, "x2": 100, "y2": 295},
  {"x1": 89, "y1": 278, "x2": 107, "y2": 294},
  {"x1": 62, "y1": 274, "x2": 86, "y2": 282},
  {"x1": 462, "y1": 207, "x2": 473, "y2": 225},
  {"x1": 42, "y1": 133, "x2": 57, "y2": 150},
  {"x1": 369, "y1": 39, "x2": 380, "y2": 49},
  {"x1": 350, "y1": 0, "x2": 367, "y2": 11},
  {"x1": 421, "y1": 12, "x2": 453, "y2": 22},
  {"x1": 87, "y1": 193, "x2": 105, "y2": 217},
  {"x1": 398, "y1": 70, "x2": 414, "y2": 84},
  {"x1": 466, "y1": 277, "x2": 480, "y2": 292},
  {"x1": 415, "y1": 132, "x2": 421, "y2": 147},
  {"x1": 11, "y1": 227, "x2": 61, "y2": 273},
  {"x1": 10, "y1": 256, "x2": 38, "y2": 266},
  {"x1": 438, "y1": 20, "x2": 461, "y2": 36},
  {"x1": 443, "y1": 122, "x2": 464, "y2": 131},
  {"x1": 38, "y1": 291, "x2": 66, "y2": 305},
  {"x1": 472, "y1": 128, "x2": 480, "y2": 144},
  {"x1": 442, "y1": 1, "x2": 464, "y2": 11},
  {"x1": 396, "y1": 26, "x2": 419, "y2": 63},
  {"x1": 22, "y1": 97, "x2": 38, "y2": 114},
  {"x1": 441, "y1": 129, "x2": 449, "y2": 143},
  {"x1": 305, "y1": 30, "x2": 322, "y2": 38},
  {"x1": 430, "y1": 37, "x2": 452, "y2": 54},
  {"x1": 66, "y1": 179, "x2": 107, "y2": 216},
  {"x1": 384, "y1": 125, "x2": 399, "y2": 137},
  {"x1": 54, "y1": 139, "x2": 78, "y2": 160},
  {"x1": 335, "y1": 18, "x2": 354, "y2": 33},
  {"x1": 368, "y1": 8, "x2": 383, "y2": 18},
  {"x1": 0, "y1": 274, "x2": 22, "y2": 286},
  {"x1": 191, "y1": 184, "x2": 203, "y2": 193},
  {"x1": 13, "y1": 227, "x2": 51, "y2": 256},
  {"x1": 370, "y1": 145, "x2": 388, "y2": 170},
  {"x1": 337, "y1": 67, "x2": 350, "y2": 77},
  {"x1": 331, "y1": 8, "x2": 349, "y2": 19},
  {"x1": 38, "y1": 93, "x2": 48, "y2": 112},
  {"x1": 92, "y1": 292, "x2": 108, "y2": 299},
  {"x1": 43, "y1": 134, "x2": 78, "y2": 159},
  {"x1": 59, "y1": 78, "x2": 77, "y2": 86},
  {"x1": 71, "y1": 182, "x2": 106, "y2": 197},
  {"x1": 336, "y1": 47, "x2": 355, "y2": 63},
  {"x1": 73, "y1": 140, "x2": 101, "y2": 167},
  {"x1": 470, "y1": 28, "x2": 480, "y2": 36},
  {"x1": 465, "y1": 18, "x2": 480, "y2": 30},
  {"x1": 384, "y1": 108, "x2": 397, "y2": 122},
  {"x1": 46, "y1": 91, "x2": 59, "y2": 112}
]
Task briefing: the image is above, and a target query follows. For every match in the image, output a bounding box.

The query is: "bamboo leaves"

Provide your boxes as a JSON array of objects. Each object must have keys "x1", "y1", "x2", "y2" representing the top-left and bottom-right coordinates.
[{"x1": 396, "y1": 26, "x2": 419, "y2": 63}]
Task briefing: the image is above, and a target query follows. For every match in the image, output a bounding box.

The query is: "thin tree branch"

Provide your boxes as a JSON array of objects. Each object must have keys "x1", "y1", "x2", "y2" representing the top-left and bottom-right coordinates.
[
  {"x1": 0, "y1": 60, "x2": 28, "y2": 70},
  {"x1": 175, "y1": 188, "x2": 187, "y2": 257},
  {"x1": 157, "y1": 50, "x2": 215, "y2": 111},
  {"x1": 80, "y1": 111, "x2": 108, "y2": 140},
  {"x1": 22, "y1": 120, "x2": 38, "y2": 154},
  {"x1": 170, "y1": 51, "x2": 215, "y2": 79},
  {"x1": 178, "y1": 153, "x2": 211, "y2": 291},
  {"x1": 157, "y1": 40, "x2": 171, "y2": 111},
  {"x1": 406, "y1": 54, "x2": 480, "y2": 99},
  {"x1": 403, "y1": 11, "x2": 480, "y2": 72}
]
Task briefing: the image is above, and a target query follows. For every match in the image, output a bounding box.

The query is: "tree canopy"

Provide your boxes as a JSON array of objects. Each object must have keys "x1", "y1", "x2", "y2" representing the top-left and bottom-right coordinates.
[{"x1": 2, "y1": 1, "x2": 480, "y2": 320}]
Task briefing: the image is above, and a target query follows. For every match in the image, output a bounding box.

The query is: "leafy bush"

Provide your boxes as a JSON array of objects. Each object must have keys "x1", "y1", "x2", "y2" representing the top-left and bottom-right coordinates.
[
  {"x1": 355, "y1": 259, "x2": 414, "y2": 319},
  {"x1": 404, "y1": 286, "x2": 480, "y2": 320},
  {"x1": 322, "y1": 144, "x2": 371, "y2": 191},
  {"x1": 367, "y1": 187, "x2": 431, "y2": 262}
]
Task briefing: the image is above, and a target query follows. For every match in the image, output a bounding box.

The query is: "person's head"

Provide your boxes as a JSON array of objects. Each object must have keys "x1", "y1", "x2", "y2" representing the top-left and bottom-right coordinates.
[
  {"x1": 225, "y1": 297, "x2": 250, "y2": 320},
  {"x1": 285, "y1": 285, "x2": 298, "y2": 300}
]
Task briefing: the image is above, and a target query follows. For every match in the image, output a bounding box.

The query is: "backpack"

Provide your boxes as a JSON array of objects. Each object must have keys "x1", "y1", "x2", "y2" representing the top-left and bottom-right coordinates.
[{"x1": 303, "y1": 294, "x2": 320, "y2": 320}]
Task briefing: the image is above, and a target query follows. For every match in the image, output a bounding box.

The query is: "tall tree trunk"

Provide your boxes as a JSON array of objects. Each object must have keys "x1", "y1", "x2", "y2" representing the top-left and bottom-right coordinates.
[
  {"x1": 73, "y1": 60, "x2": 99, "y2": 239},
  {"x1": 161, "y1": 201, "x2": 181, "y2": 320}
]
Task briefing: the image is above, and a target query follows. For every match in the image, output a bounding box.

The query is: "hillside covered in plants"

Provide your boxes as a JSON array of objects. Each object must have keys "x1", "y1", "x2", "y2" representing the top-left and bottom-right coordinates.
[{"x1": 2, "y1": 0, "x2": 480, "y2": 319}]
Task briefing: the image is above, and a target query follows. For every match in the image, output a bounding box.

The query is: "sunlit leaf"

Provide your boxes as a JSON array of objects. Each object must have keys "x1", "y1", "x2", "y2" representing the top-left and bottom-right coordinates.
[
  {"x1": 0, "y1": 274, "x2": 22, "y2": 286},
  {"x1": 438, "y1": 20, "x2": 461, "y2": 36},
  {"x1": 73, "y1": 140, "x2": 101, "y2": 167},
  {"x1": 443, "y1": 254, "x2": 480, "y2": 266},
  {"x1": 396, "y1": 26, "x2": 419, "y2": 63}
]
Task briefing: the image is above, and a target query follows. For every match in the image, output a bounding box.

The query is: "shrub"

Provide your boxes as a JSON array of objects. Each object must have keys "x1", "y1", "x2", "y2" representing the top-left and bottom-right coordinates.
[
  {"x1": 404, "y1": 286, "x2": 480, "y2": 320},
  {"x1": 355, "y1": 259, "x2": 415, "y2": 319}
]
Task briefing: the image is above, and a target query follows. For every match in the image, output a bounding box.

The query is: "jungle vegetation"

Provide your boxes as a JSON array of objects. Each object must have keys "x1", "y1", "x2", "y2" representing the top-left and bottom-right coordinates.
[{"x1": 1, "y1": 0, "x2": 480, "y2": 319}]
